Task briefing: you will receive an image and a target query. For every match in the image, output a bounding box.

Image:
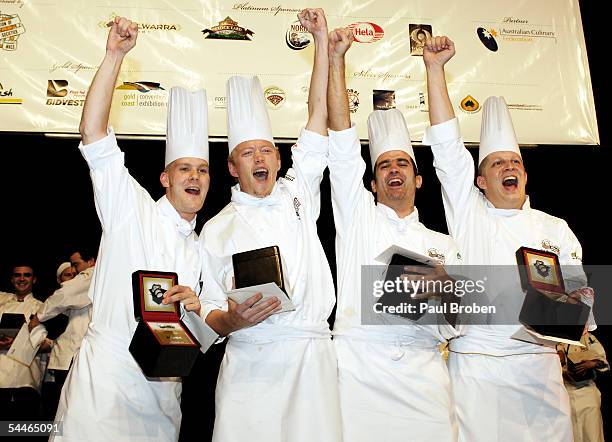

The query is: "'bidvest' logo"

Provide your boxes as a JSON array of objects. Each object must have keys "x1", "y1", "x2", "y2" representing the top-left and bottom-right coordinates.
[
  {"x1": 0, "y1": 13, "x2": 25, "y2": 51},
  {"x1": 202, "y1": 17, "x2": 254, "y2": 40},
  {"x1": 348, "y1": 22, "x2": 384, "y2": 44},
  {"x1": 46, "y1": 80, "x2": 86, "y2": 106},
  {"x1": 0, "y1": 81, "x2": 22, "y2": 104},
  {"x1": 285, "y1": 20, "x2": 310, "y2": 50},
  {"x1": 477, "y1": 27, "x2": 498, "y2": 52}
]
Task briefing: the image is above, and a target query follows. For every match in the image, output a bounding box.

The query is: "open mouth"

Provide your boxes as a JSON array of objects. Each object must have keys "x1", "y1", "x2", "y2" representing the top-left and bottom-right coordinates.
[
  {"x1": 253, "y1": 167, "x2": 269, "y2": 181},
  {"x1": 185, "y1": 186, "x2": 201, "y2": 196},
  {"x1": 502, "y1": 175, "x2": 518, "y2": 190},
  {"x1": 386, "y1": 177, "x2": 404, "y2": 188}
]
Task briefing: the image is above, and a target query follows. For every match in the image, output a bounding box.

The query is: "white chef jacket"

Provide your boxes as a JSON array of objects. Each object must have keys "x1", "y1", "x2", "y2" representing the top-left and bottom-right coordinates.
[
  {"x1": 200, "y1": 128, "x2": 341, "y2": 442},
  {"x1": 558, "y1": 334, "x2": 608, "y2": 442},
  {"x1": 52, "y1": 130, "x2": 218, "y2": 442},
  {"x1": 327, "y1": 126, "x2": 459, "y2": 442},
  {"x1": 37, "y1": 266, "x2": 93, "y2": 371},
  {"x1": 0, "y1": 293, "x2": 44, "y2": 391},
  {"x1": 423, "y1": 118, "x2": 586, "y2": 442}
]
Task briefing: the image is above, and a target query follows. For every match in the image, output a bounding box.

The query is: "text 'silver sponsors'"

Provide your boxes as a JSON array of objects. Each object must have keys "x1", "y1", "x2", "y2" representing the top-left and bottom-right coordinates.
[{"x1": 0, "y1": 12, "x2": 25, "y2": 51}]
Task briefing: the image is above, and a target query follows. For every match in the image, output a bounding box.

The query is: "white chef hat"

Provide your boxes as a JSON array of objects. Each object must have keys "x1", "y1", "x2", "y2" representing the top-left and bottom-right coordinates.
[
  {"x1": 56, "y1": 262, "x2": 72, "y2": 279},
  {"x1": 226, "y1": 76, "x2": 274, "y2": 154},
  {"x1": 165, "y1": 87, "x2": 209, "y2": 167},
  {"x1": 478, "y1": 96, "x2": 521, "y2": 166},
  {"x1": 367, "y1": 109, "x2": 417, "y2": 172}
]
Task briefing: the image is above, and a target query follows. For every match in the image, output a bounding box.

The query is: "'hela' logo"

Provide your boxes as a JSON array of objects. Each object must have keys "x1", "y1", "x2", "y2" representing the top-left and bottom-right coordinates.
[{"x1": 348, "y1": 22, "x2": 384, "y2": 43}]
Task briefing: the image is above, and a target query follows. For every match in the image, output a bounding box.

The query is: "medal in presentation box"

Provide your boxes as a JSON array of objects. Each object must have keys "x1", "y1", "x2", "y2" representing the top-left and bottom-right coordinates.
[
  {"x1": 129, "y1": 270, "x2": 200, "y2": 377},
  {"x1": 0, "y1": 313, "x2": 26, "y2": 338},
  {"x1": 516, "y1": 247, "x2": 590, "y2": 343}
]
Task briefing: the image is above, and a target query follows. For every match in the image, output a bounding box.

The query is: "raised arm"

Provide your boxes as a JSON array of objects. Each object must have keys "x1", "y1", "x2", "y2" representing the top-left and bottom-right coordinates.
[
  {"x1": 327, "y1": 28, "x2": 352, "y2": 131},
  {"x1": 423, "y1": 36, "x2": 456, "y2": 125},
  {"x1": 298, "y1": 8, "x2": 329, "y2": 136},
  {"x1": 79, "y1": 17, "x2": 138, "y2": 144}
]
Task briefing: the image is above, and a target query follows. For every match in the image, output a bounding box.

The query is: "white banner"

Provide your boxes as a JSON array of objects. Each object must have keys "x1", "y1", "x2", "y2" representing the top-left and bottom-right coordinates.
[{"x1": 0, "y1": 0, "x2": 599, "y2": 145}]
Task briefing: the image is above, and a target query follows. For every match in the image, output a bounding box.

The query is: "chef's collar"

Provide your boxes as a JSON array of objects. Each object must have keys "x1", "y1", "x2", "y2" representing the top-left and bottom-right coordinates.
[
  {"x1": 485, "y1": 195, "x2": 530, "y2": 217},
  {"x1": 377, "y1": 203, "x2": 420, "y2": 225},
  {"x1": 157, "y1": 195, "x2": 196, "y2": 237},
  {"x1": 231, "y1": 182, "x2": 282, "y2": 208},
  {"x1": 15, "y1": 293, "x2": 33, "y2": 302}
]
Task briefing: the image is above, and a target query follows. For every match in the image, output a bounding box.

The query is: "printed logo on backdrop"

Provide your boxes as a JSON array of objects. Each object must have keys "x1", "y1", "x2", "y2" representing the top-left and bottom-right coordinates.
[
  {"x1": 0, "y1": 1, "x2": 25, "y2": 9},
  {"x1": 460, "y1": 95, "x2": 480, "y2": 113},
  {"x1": 373, "y1": 90, "x2": 395, "y2": 110},
  {"x1": 232, "y1": 3, "x2": 301, "y2": 17},
  {"x1": 264, "y1": 86, "x2": 285, "y2": 109},
  {"x1": 348, "y1": 22, "x2": 384, "y2": 44},
  {"x1": 46, "y1": 80, "x2": 86, "y2": 106},
  {"x1": 347, "y1": 89, "x2": 360, "y2": 113},
  {"x1": 286, "y1": 20, "x2": 310, "y2": 50},
  {"x1": 0, "y1": 13, "x2": 25, "y2": 51},
  {"x1": 115, "y1": 81, "x2": 167, "y2": 108},
  {"x1": 405, "y1": 92, "x2": 428, "y2": 112},
  {"x1": 202, "y1": 17, "x2": 254, "y2": 40},
  {"x1": 0, "y1": 81, "x2": 22, "y2": 104},
  {"x1": 477, "y1": 16, "x2": 556, "y2": 51},
  {"x1": 49, "y1": 61, "x2": 98, "y2": 74},
  {"x1": 409, "y1": 24, "x2": 432, "y2": 56},
  {"x1": 214, "y1": 96, "x2": 226, "y2": 109},
  {"x1": 98, "y1": 13, "x2": 181, "y2": 33}
]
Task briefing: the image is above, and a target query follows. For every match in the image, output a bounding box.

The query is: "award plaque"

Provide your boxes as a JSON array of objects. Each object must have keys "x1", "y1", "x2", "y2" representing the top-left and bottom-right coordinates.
[
  {"x1": 233, "y1": 246, "x2": 287, "y2": 295},
  {"x1": 129, "y1": 270, "x2": 200, "y2": 377},
  {"x1": 0, "y1": 313, "x2": 26, "y2": 338},
  {"x1": 516, "y1": 247, "x2": 590, "y2": 343}
]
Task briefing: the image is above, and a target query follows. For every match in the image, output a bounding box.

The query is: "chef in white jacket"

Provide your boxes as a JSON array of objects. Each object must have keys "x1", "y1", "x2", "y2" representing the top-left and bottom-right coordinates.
[
  {"x1": 325, "y1": 27, "x2": 459, "y2": 442},
  {"x1": 200, "y1": 9, "x2": 341, "y2": 442},
  {"x1": 52, "y1": 17, "x2": 218, "y2": 441},
  {"x1": 29, "y1": 251, "x2": 95, "y2": 418},
  {"x1": 421, "y1": 36, "x2": 591, "y2": 442}
]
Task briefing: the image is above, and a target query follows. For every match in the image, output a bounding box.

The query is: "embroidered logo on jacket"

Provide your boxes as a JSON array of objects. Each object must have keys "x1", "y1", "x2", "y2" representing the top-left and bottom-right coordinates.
[
  {"x1": 541, "y1": 239, "x2": 560, "y2": 255},
  {"x1": 427, "y1": 248, "x2": 445, "y2": 264},
  {"x1": 293, "y1": 197, "x2": 301, "y2": 219}
]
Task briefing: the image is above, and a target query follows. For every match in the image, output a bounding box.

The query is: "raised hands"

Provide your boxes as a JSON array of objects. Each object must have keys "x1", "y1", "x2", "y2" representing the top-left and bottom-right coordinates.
[
  {"x1": 328, "y1": 27, "x2": 354, "y2": 60},
  {"x1": 298, "y1": 8, "x2": 328, "y2": 40},
  {"x1": 106, "y1": 16, "x2": 139, "y2": 56},
  {"x1": 423, "y1": 35, "x2": 455, "y2": 69}
]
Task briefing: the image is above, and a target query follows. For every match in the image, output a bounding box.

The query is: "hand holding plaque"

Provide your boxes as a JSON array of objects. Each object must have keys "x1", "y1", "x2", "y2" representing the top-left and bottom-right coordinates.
[{"x1": 515, "y1": 247, "x2": 590, "y2": 345}]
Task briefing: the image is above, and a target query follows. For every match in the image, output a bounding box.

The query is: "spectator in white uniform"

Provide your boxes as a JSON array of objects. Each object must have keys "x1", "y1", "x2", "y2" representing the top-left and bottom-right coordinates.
[
  {"x1": 325, "y1": 26, "x2": 460, "y2": 442},
  {"x1": 421, "y1": 35, "x2": 593, "y2": 442},
  {"x1": 200, "y1": 8, "x2": 342, "y2": 442},
  {"x1": 51, "y1": 16, "x2": 218, "y2": 442},
  {"x1": 0, "y1": 264, "x2": 50, "y2": 420}
]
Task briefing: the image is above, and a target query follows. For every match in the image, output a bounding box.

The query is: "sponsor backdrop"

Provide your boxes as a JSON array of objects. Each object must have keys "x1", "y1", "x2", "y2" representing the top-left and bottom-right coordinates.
[{"x1": 0, "y1": 0, "x2": 599, "y2": 144}]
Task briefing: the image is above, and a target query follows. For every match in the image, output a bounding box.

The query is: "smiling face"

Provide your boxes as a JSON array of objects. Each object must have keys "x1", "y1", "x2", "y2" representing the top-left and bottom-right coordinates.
[
  {"x1": 11, "y1": 266, "x2": 35, "y2": 298},
  {"x1": 161, "y1": 157, "x2": 210, "y2": 221},
  {"x1": 476, "y1": 151, "x2": 527, "y2": 209},
  {"x1": 370, "y1": 150, "x2": 421, "y2": 216},
  {"x1": 228, "y1": 139, "x2": 280, "y2": 198}
]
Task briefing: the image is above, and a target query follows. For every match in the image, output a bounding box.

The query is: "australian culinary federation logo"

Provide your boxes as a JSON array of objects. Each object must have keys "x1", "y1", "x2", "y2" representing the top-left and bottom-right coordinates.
[
  {"x1": 348, "y1": 22, "x2": 384, "y2": 44},
  {"x1": 285, "y1": 20, "x2": 310, "y2": 50},
  {"x1": 477, "y1": 17, "x2": 556, "y2": 51},
  {"x1": 115, "y1": 81, "x2": 167, "y2": 108},
  {"x1": 0, "y1": 12, "x2": 25, "y2": 51},
  {"x1": 46, "y1": 80, "x2": 86, "y2": 106},
  {"x1": 202, "y1": 17, "x2": 254, "y2": 40}
]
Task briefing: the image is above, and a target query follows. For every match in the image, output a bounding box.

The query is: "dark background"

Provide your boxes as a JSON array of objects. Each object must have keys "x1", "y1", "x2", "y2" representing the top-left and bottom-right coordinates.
[{"x1": 0, "y1": 1, "x2": 608, "y2": 440}]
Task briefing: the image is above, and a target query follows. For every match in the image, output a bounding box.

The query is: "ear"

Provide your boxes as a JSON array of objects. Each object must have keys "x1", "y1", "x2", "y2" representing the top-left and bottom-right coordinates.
[
  {"x1": 228, "y1": 159, "x2": 239, "y2": 178},
  {"x1": 415, "y1": 175, "x2": 423, "y2": 190},
  {"x1": 476, "y1": 175, "x2": 487, "y2": 191},
  {"x1": 88, "y1": 258, "x2": 96, "y2": 267},
  {"x1": 160, "y1": 171, "x2": 170, "y2": 188},
  {"x1": 524, "y1": 171, "x2": 528, "y2": 187},
  {"x1": 370, "y1": 179, "x2": 377, "y2": 194},
  {"x1": 33, "y1": 276, "x2": 37, "y2": 285}
]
